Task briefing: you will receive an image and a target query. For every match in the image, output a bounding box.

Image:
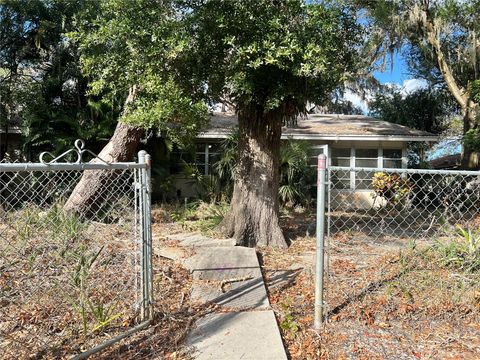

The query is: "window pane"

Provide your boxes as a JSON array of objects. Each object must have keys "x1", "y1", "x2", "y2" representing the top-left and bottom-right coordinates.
[
  {"x1": 383, "y1": 149, "x2": 402, "y2": 159},
  {"x1": 355, "y1": 170, "x2": 373, "y2": 190},
  {"x1": 356, "y1": 179, "x2": 373, "y2": 190},
  {"x1": 332, "y1": 148, "x2": 350, "y2": 157},
  {"x1": 209, "y1": 153, "x2": 220, "y2": 164},
  {"x1": 195, "y1": 153, "x2": 206, "y2": 164},
  {"x1": 208, "y1": 143, "x2": 221, "y2": 153},
  {"x1": 332, "y1": 158, "x2": 350, "y2": 167},
  {"x1": 356, "y1": 149, "x2": 377, "y2": 158},
  {"x1": 383, "y1": 159, "x2": 402, "y2": 168},
  {"x1": 195, "y1": 143, "x2": 206, "y2": 152},
  {"x1": 355, "y1": 159, "x2": 377, "y2": 167}
]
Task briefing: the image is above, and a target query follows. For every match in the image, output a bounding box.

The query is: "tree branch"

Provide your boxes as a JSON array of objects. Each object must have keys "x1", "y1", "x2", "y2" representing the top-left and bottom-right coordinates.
[{"x1": 421, "y1": 8, "x2": 468, "y2": 110}]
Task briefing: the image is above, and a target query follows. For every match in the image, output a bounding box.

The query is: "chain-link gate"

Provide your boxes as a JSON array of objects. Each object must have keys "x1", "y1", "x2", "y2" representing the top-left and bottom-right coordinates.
[
  {"x1": 0, "y1": 140, "x2": 153, "y2": 358},
  {"x1": 323, "y1": 165, "x2": 480, "y2": 322}
]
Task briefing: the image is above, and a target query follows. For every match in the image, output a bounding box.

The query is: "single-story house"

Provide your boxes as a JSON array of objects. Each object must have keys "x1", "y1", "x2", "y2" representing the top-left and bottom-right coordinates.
[{"x1": 169, "y1": 112, "x2": 438, "y2": 203}]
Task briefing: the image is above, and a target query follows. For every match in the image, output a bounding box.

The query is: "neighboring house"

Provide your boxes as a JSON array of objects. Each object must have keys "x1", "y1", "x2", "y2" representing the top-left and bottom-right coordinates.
[
  {"x1": 428, "y1": 138, "x2": 462, "y2": 169},
  {"x1": 430, "y1": 154, "x2": 462, "y2": 169},
  {"x1": 0, "y1": 127, "x2": 22, "y2": 160},
  {"x1": 170, "y1": 112, "x2": 438, "y2": 202}
]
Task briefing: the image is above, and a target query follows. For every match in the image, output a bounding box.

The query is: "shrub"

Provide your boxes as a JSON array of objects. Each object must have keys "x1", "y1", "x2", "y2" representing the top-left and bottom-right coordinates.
[
  {"x1": 434, "y1": 225, "x2": 480, "y2": 272},
  {"x1": 372, "y1": 172, "x2": 413, "y2": 206}
]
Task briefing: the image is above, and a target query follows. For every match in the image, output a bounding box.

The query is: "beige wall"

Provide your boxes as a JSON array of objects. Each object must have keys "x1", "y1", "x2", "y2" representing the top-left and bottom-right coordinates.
[{"x1": 168, "y1": 139, "x2": 409, "y2": 201}]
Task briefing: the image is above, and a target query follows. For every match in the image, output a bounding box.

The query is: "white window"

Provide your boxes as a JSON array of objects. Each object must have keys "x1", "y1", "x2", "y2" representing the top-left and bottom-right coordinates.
[
  {"x1": 331, "y1": 148, "x2": 351, "y2": 189},
  {"x1": 355, "y1": 149, "x2": 378, "y2": 189},
  {"x1": 330, "y1": 147, "x2": 404, "y2": 190}
]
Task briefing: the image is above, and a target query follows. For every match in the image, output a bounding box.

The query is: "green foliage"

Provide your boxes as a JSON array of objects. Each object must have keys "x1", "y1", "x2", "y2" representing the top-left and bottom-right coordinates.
[
  {"x1": 171, "y1": 201, "x2": 228, "y2": 236},
  {"x1": 371, "y1": 172, "x2": 413, "y2": 206},
  {"x1": 64, "y1": 244, "x2": 122, "y2": 336},
  {"x1": 369, "y1": 87, "x2": 455, "y2": 134},
  {"x1": 70, "y1": 0, "x2": 209, "y2": 145},
  {"x1": 180, "y1": 0, "x2": 362, "y2": 113},
  {"x1": 279, "y1": 298, "x2": 299, "y2": 337},
  {"x1": 279, "y1": 140, "x2": 315, "y2": 206},
  {"x1": 0, "y1": 0, "x2": 119, "y2": 158},
  {"x1": 464, "y1": 128, "x2": 480, "y2": 152},
  {"x1": 434, "y1": 225, "x2": 480, "y2": 273},
  {"x1": 212, "y1": 131, "x2": 239, "y2": 198},
  {"x1": 472, "y1": 80, "x2": 480, "y2": 104}
]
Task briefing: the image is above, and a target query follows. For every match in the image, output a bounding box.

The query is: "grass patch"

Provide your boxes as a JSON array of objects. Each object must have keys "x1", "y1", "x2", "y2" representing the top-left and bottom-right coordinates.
[{"x1": 170, "y1": 201, "x2": 229, "y2": 236}]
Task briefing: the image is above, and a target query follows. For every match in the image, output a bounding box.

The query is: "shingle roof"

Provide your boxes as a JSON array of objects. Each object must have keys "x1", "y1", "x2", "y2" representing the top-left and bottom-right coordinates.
[{"x1": 201, "y1": 113, "x2": 437, "y2": 142}]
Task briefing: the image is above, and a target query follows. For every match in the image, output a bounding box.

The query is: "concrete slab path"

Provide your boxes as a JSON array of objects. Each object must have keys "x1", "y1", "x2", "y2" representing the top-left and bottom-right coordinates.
[{"x1": 164, "y1": 233, "x2": 287, "y2": 360}]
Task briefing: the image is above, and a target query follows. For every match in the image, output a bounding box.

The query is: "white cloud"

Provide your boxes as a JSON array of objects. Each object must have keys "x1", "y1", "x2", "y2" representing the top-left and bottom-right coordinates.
[
  {"x1": 343, "y1": 89, "x2": 370, "y2": 114},
  {"x1": 383, "y1": 78, "x2": 428, "y2": 96},
  {"x1": 401, "y1": 78, "x2": 428, "y2": 95}
]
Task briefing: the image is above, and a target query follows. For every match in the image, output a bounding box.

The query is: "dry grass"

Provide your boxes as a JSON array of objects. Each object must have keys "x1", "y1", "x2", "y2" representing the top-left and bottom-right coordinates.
[
  {"x1": 259, "y1": 212, "x2": 480, "y2": 360},
  {"x1": 0, "y1": 205, "x2": 198, "y2": 359}
]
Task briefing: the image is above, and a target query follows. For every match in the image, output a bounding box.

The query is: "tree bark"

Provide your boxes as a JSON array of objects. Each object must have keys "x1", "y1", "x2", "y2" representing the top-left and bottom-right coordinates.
[
  {"x1": 422, "y1": 12, "x2": 480, "y2": 169},
  {"x1": 219, "y1": 106, "x2": 288, "y2": 248},
  {"x1": 63, "y1": 121, "x2": 144, "y2": 217},
  {"x1": 64, "y1": 86, "x2": 144, "y2": 217},
  {"x1": 461, "y1": 102, "x2": 480, "y2": 169}
]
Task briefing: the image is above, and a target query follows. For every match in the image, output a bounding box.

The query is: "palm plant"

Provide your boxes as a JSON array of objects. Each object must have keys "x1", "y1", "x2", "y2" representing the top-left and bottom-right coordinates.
[
  {"x1": 279, "y1": 140, "x2": 315, "y2": 206},
  {"x1": 212, "y1": 130, "x2": 239, "y2": 198}
]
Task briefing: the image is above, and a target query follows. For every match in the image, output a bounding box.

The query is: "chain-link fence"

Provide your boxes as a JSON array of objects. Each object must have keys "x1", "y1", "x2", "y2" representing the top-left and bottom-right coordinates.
[
  {"x1": 327, "y1": 166, "x2": 480, "y2": 241},
  {"x1": 323, "y1": 165, "x2": 480, "y2": 321},
  {"x1": 0, "y1": 143, "x2": 153, "y2": 358}
]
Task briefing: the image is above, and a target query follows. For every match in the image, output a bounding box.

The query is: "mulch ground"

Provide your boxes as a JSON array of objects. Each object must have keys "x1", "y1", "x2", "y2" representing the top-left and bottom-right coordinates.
[{"x1": 258, "y1": 211, "x2": 480, "y2": 359}]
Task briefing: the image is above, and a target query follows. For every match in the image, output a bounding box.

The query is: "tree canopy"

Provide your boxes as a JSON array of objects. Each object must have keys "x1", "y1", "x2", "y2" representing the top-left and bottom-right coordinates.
[
  {"x1": 369, "y1": 86, "x2": 457, "y2": 134},
  {"x1": 179, "y1": 0, "x2": 361, "y2": 119},
  {"x1": 357, "y1": 0, "x2": 480, "y2": 167},
  {"x1": 70, "y1": 0, "x2": 208, "y2": 146}
]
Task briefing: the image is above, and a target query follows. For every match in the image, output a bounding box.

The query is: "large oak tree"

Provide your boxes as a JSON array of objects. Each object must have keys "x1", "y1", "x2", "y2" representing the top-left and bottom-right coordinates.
[
  {"x1": 179, "y1": 0, "x2": 361, "y2": 247},
  {"x1": 68, "y1": 0, "x2": 361, "y2": 247}
]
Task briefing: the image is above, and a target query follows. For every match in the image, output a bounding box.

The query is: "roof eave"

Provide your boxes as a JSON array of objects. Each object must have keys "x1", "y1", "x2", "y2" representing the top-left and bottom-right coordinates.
[{"x1": 197, "y1": 132, "x2": 438, "y2": 142}]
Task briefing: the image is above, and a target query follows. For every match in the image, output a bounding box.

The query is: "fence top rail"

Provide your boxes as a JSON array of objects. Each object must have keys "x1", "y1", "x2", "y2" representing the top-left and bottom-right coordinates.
[
  {"x1": 329, "y1": 166, "x2": 480, "y2": 176},
  {"x1": 0, "y1": 162, "x2": 146, "y2": 172}
]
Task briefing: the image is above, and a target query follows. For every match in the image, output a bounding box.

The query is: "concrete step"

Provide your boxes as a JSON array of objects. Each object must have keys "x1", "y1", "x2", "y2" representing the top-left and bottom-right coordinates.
[
  {"x1": 167, "y1": 233, "x2": 237, "y2": 247},
  {"x1": 185, "y1": 247, "x2": 269, "y2": 310}
]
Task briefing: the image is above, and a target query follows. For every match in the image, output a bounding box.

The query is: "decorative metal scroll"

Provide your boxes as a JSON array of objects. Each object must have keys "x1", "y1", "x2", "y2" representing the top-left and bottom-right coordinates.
[{"x1": 39, "y1": 139, "x2": 109, "y2": 165}]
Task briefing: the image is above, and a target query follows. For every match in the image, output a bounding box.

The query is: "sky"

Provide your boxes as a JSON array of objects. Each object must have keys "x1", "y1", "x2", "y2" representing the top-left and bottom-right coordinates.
[
  {"x1": 358, "y1": 51, "x2": 462, "y2": 158},
  {"x1": 344, "y1": 51, "x2": 428, "y2": 114}
]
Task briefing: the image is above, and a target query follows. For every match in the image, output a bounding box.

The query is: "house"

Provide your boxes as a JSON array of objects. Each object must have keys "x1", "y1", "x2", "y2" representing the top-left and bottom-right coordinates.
[
  {"x1": 0, "y1": 127, "x2": 22, "y2": 161},
  {"x1": 168, "y1": 112, "x2": 438, "y2": 201}
]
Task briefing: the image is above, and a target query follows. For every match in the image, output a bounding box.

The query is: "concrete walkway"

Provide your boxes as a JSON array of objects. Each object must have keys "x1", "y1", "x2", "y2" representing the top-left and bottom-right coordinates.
[{"x1": 164, "y1": 233, "x2": 287, "y2": 360}]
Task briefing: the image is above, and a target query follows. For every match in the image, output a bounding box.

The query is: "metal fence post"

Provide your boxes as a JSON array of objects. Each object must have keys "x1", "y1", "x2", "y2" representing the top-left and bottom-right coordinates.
[
  {"x1": 145, "y1": 153, "x2": 154, "y2": 320},
  {"x1": 138, "y1": 150, "x2": 153, "y2": 321},
  {"x1": 314, "y1": 153, "x2": 327, "y2": 330}
]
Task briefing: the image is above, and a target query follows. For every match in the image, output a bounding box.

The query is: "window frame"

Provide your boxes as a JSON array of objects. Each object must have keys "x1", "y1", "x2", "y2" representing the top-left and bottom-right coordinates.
[{"x1": 330, "y1": 146, "x2": 405, "y2": 191}]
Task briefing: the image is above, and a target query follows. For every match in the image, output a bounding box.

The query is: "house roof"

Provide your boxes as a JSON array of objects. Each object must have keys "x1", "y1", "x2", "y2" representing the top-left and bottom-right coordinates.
[
  {"x1": 200, "y1": 113, "x2": 438, "y2": 142},
  {"x1": 429, "y1": 153, "x2": 461, "y2": 169}
]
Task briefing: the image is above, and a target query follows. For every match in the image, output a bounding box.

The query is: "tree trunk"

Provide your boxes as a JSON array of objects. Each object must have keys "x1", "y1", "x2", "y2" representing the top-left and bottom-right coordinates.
[
  {"x1": 461, "y1": 103, "x2": 480, "y2": 169},
  {"x1": 422, "y1": 12, "x2": 480, "y2": 169},
  {"x1": 64, "y1": 121, "x2": 144, "y2": 216},
  {"x1": 219, "y1": 106, "x2": 288, "y2": 248}
]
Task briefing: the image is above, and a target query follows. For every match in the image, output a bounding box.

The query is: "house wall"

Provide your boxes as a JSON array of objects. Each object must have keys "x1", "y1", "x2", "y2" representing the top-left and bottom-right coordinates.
[{"x1": 165, "y1": 139, "x2": 408, "y2": 201}]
